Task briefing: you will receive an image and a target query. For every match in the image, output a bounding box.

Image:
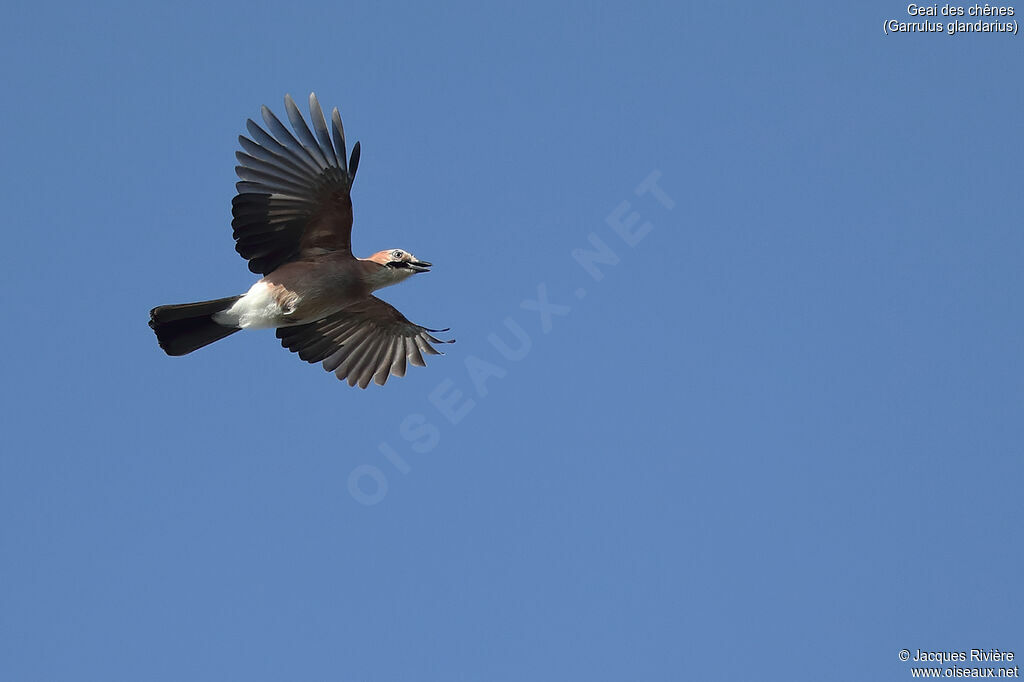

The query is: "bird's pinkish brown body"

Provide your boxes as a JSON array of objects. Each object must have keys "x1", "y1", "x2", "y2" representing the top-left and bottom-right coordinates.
[
  {"x1": 217, "y1": 257, "x2": 366, "y2": 326},
  {"x1": 149, "y1": 93, "x2": 451, "y2": 388}
]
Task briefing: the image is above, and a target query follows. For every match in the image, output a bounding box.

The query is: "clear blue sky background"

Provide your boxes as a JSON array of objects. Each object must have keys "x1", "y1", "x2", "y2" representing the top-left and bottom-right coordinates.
[{"x1": 2, "y1": 2, "x2": 1021, "y2": 680}]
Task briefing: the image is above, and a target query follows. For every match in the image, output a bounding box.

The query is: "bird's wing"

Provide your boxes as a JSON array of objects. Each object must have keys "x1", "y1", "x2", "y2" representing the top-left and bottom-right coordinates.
[
  {"x1": 277, "y1": 296, "x2": 454, "y2": 388},
  {"x1": 232, "y1": 93, "x2": 362, "y2": 275}
]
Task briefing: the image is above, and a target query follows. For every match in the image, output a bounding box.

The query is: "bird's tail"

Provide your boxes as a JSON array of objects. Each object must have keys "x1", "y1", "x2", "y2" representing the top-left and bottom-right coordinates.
[{"x1": 149, "y1": 296, "x2": 243, "y2": 356}]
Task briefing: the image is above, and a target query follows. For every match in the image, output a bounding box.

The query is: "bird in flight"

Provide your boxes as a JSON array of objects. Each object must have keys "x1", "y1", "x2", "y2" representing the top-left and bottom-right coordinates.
[{"x1": 149, "y1": 93, "x2": 452, "y2": 388}]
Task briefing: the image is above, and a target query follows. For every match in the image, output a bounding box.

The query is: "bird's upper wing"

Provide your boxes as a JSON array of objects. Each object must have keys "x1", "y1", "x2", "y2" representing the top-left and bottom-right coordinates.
[
  {"x1": 232, "y1": 93, "x2": 361, "y2": 275},
  {"x1": 277, "y1": 296, "x2": 454, "y2": 388}
]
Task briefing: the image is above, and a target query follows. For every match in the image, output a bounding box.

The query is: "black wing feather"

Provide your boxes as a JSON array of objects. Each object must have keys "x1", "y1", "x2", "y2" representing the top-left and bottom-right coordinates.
[
  {"x1": 276, "y1": 297, "x2": 454, "y2": 388},
  {"x1": 231, "y1": 93, "x2": 359, "y2": 275}
]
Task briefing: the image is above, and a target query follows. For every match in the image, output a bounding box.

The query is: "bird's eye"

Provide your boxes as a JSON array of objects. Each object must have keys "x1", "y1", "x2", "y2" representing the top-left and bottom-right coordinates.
[{"x1": 392, "y1": 250, "x2": 403, "y2": 259}]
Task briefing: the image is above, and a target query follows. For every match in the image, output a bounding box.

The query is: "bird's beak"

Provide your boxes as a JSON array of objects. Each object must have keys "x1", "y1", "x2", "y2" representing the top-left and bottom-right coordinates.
[{"x1": 408, "y1": 259, "x2": 432, "y2": 273}]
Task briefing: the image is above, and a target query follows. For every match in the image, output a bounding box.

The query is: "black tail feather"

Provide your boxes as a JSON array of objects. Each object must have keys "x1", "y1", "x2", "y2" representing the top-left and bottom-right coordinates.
[{"x1": 149, "y1": 296, "x2": 242, "y2": 356}]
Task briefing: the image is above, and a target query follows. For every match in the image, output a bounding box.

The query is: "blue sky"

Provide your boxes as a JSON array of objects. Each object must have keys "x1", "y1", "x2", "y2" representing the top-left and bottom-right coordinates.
[{"x1": 2, "y1": 2, "x2": 1022, "y2": 680}]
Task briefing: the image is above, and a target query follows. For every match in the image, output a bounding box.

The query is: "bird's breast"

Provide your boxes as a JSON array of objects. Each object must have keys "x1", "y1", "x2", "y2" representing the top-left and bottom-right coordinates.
[{"x1": 219, "y1": 259, "x2": 372, "y2": 329}]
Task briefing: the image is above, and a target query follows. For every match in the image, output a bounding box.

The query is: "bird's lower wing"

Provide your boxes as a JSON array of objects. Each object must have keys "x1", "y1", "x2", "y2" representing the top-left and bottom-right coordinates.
[{"x1": 277, "y1": 296, "x2": 453, "y2": 388}]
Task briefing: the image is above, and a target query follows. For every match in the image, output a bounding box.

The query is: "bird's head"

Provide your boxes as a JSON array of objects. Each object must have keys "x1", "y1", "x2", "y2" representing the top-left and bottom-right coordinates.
[{"x1": 366, "y1": 248, "x2": 432, "y2": 289}]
